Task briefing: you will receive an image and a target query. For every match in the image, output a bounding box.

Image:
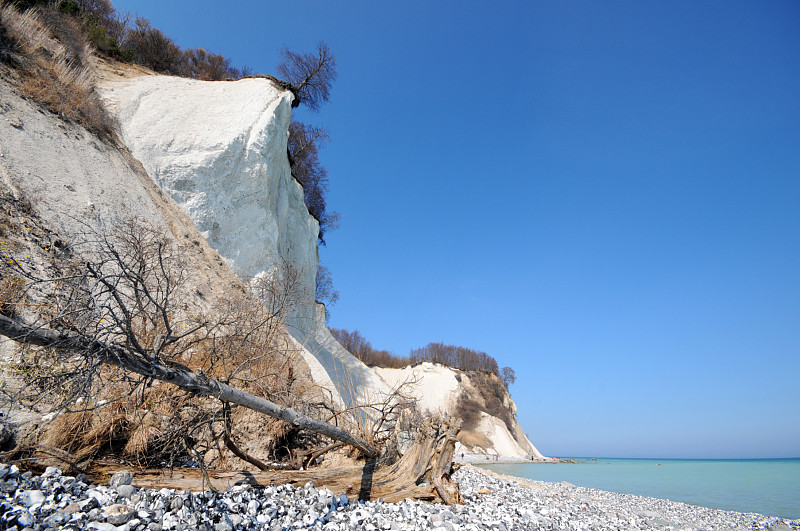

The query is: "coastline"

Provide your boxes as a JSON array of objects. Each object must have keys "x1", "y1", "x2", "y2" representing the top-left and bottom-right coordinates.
[
  {"x1": 464, "y1": 464, "x2": 799, "y2": 530},
  {"x1": 454, "y1": 452, "x2": 577, "y2": 465},
  {"x1": 476, "y1": 456, "x2": 800, "y2": 520},
  {"x1": 2, "y1": 462, "x2": 798, "y2": 530}
]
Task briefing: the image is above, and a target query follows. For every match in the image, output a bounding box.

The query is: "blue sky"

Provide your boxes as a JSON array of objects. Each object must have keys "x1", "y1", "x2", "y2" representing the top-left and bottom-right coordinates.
[{"x1": 109, "y1": 0, "x2": 800, "y2": 459}]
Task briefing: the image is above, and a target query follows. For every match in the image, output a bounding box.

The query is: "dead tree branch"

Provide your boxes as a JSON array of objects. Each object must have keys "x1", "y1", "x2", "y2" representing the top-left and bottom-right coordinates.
[{"x1": 0, "y1": 314, "x2": 376, "y2": 456}]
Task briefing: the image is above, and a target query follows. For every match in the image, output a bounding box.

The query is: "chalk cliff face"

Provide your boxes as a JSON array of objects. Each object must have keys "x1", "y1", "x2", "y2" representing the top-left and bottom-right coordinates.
[
  {"x1": 94, "y1": 71, "x2": 540, "y2": 458},
  {"x1": 99, "y1": 75, "x2": 316, "y2": 299},
  {"x1": 98, "y1": 73, "x2": 391, "y2": 411}
]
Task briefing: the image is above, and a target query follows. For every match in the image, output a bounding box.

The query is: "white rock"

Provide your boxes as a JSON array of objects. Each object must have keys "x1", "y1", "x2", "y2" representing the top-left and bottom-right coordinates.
[
  {"x1": 16, "y1": 510, "x2": 35, "y2": 527},
  {"x1": 21, "y1": 489, "x2": 45, "y2": 507},
  {"x1": 87, "y1": 488, "x2": 112, "y2": 506},
  {"x1": 42, "y1": 466, "x2": 61, "y2": 477},
  {"x1": 303, "y1": 509, "x2": 319, "y2": 524},
  {"x1": 87, "y1": 523, "x2": 120, "y2": 531},
  {"x1": 109, "y1": 470, "x2": 133, "y2": 488},
  {"x1": 104, "y1": 503, "x2": 135, "y2": 525}
]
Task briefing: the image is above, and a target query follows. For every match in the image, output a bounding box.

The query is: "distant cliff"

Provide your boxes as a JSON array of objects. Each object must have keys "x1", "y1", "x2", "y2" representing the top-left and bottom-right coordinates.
[{"x1": 376, "y1": 363, "x2": 543, "y2": 459}]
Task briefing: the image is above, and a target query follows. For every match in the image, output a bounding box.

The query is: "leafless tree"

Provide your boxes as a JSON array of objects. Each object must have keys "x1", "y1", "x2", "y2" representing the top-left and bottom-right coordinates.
[
  {"x1": 180, "y1": 47, "x2": 238, "y2": 80},
  {"x1": 121, "y1": 17, "x2": 182, "y2": 75},
  {"x1": 0, "y1": 218, "x2": 377, "y2": 468},
  {"x1": 410, "y1": 342, "x2": 501, "y2": 375},
  {"x1": 276, "y1": 42, "x2": 337, "y2": 112},
  {"x1": 330, "y1": 328, "x2": 410, "y2": 369},
  {"x1": 315, "y1": 264, "x2": 339, "y2": 321},
  {"x1": 278, "y1": 44, "x2": 339, "y2": 246},
  {"x1": 500, "y1": 366, "x2": 516, "y2": 390},
  {"x1": 287, "y1": 121, "x2": 340, "y2": 243}
]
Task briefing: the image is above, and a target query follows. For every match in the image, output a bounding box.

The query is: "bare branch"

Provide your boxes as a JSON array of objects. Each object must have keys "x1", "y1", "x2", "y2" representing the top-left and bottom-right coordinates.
[
  {"x1": 0, "y1": 313, "x2": 376, "y2": 456},
  {"x1": 0, "y1": 218, "x2": 376, "y2": 461},
  {"x1": 276, "y1": 43, "x2": 337, "y2": 111}
]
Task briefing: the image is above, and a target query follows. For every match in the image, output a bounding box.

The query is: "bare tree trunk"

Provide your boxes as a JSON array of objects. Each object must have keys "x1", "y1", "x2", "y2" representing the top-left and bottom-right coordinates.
[{"x1": 0, "y1": 315, "x2": 377, "y2": 457}]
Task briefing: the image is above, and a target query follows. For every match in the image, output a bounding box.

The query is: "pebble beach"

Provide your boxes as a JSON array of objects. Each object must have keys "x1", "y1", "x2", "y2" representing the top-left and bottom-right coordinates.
[{"x1": 0, "y1": 462, "x2": 797, "y2": 531}]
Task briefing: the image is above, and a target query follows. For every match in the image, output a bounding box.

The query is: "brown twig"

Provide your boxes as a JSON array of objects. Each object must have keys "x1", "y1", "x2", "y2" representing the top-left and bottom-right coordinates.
[
  {"x1": 0, "y1": 444, "x2": 88, "y2": 475},
  {"x1": 305, "y1": 441, "x2": 345, "y2": 468}
]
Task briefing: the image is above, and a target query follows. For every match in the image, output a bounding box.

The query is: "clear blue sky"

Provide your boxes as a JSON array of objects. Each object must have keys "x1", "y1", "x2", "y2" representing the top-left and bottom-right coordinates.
[{"x1": 110, "y1": 0, "x2": 800, "y2": 459}]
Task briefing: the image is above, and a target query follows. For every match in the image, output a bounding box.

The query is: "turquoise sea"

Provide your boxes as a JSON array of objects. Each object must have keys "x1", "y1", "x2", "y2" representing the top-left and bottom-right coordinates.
[{"x1": 479, "y1": 458, "x2": 800, "y2": 519}]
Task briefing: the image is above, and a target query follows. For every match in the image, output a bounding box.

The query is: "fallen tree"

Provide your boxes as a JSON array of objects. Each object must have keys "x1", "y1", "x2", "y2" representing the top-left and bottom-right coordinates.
[
  {"x1": 0, "y1": 217, "x2": 464, "y2": 502},
  {"x1": 0, "y1": 314, "x2": 375, "y2": 457},
  {"x1": 0, "y1": 218, "x2": 378, "y2": 459}
]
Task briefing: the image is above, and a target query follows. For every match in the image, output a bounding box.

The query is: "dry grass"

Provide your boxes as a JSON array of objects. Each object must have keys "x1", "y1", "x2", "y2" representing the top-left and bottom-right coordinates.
[
  {"x1": 75, "y1": 410, "x2": 127, "y2": 459},
  {"x1": 39, "y1": 389, "x2": 175, "y2": 464},
  {"x1": 0, "y1": 276, "x2": 24, "y2": 317},
  {"x1": 123, "y1": 411, "x2": 162, "y2": 458},
  {"x1": 8, "y1": 218, "x2": 325, "y2": 468},
  {"x1": 454, "y1": 394, "x2": 483, "y2": 432},
  {"x1": 35, "y1": 331, "x2": 309, "y2": 467},
  {"x1": 467, "y1": 371, "x2": 515, "y2": 432},
  {"x1": 40, "y1": 410, "x2": 95, "y2": 453},
  {"x1": 0, "y1": 4, "x2": 115, "y2": 140}
]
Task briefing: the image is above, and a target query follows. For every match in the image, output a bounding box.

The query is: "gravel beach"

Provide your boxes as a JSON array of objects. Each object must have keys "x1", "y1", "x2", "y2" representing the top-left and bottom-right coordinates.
[{"x1": 0, "y1": 462, "x2": 797, "y2": 531}]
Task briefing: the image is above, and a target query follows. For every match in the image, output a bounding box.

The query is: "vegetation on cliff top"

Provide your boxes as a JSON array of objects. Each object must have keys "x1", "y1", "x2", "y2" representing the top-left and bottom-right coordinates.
[
  {"x1": 330, "y1": 328, "x2": 516, "y2": 390},
  {"x1": 329, "y1": 329, "x2": 519, "y2": 436}
]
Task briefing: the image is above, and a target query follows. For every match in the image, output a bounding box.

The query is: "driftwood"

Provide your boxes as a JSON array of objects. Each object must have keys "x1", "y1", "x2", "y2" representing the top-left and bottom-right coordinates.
[
  {"x1": 88, "y1": 418, "x2": 463, "y2": 505},
  {"x1": 0, "y1": 315, "x2": 376, "y2": 457}
]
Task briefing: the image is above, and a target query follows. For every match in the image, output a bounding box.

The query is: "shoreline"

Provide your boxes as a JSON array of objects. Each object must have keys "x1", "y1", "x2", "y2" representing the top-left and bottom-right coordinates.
[
  {"x1": 454, "y1": 452, "x2": 577, "y2": 465},
  {"x1": 458, "y1": 464, "x2": 800, "y2": 530},
  {"x1": 470, "y1": 455, "x2": 800, "y2": 521},
  {"x1": 1, "y1": 462, "x2": 797, "y2": 530}
]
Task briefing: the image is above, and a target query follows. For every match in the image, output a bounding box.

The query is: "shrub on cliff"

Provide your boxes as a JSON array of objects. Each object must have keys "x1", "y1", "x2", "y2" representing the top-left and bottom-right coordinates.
[
  {"x1": 330, "y1": 330, "x2": 517, "y2": 392},
  {"x1": 120, "y1": 17, "x2": 243, "y2": 80},
  {"x1": 315, "y1": 264, "x2": 339, "y2": 322},
  {"x1": 330, "y1": 328, "x2": 411, "y2": 368},
  {"x1": 501, "y1": 366, "x2": 516, "y2": 388},
  {"x1": 121, "y1": 17, "x2": 181, "y2": 74},
  {"x1": 410, "y1": 342, "x2": 501, "y2": 376}
]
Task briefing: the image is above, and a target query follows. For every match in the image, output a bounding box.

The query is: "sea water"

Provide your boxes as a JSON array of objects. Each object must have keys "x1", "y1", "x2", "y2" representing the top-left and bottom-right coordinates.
[{"x1": 480, "y1": 458, "x2": 800, "y2": 519}]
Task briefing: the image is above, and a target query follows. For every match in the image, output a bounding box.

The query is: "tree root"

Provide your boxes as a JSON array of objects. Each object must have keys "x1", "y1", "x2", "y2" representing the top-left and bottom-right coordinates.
[{"x1": 87, "y1": 417, "x2": 463, "y2": 504}]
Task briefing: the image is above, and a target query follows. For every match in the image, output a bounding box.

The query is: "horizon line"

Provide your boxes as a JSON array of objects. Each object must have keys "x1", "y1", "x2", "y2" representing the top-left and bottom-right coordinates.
[{"x1": 556, "y1": 456, "x2": 800, "y2": 461}]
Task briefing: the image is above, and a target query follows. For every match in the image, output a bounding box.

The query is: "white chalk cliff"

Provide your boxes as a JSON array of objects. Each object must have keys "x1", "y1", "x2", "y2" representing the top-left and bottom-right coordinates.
[
  {"x1": 98, "y1": 73, "x2": 390, "y2": 411},
  {"x1": 0, "y1": 67, "x2": 539, "y2": 459}
]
